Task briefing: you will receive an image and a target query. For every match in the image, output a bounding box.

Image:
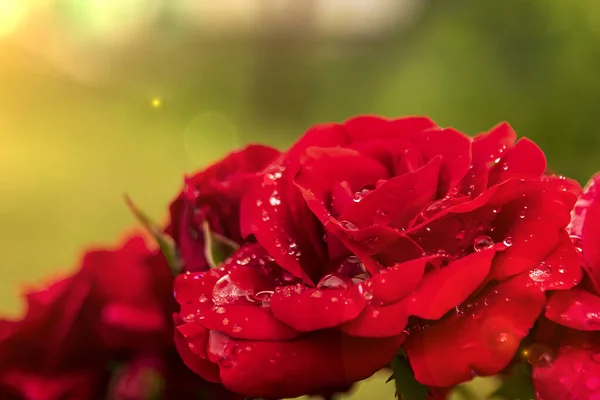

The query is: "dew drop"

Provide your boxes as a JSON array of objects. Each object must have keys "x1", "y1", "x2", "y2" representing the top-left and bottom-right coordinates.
[
  {"x1": 212, "y1": 275, "x2": 255, "y2": 306},
  {"x1": 184, "y1": 314, "x2": 195, "y2": 322},
  {"x1": 529, "y1": 262, "x2": 552, "y2": 282},
  {"x1": 331, "y1": 297, "x2": 339, "y2": 303},
  {"x1": 362, "y1": 290, "x2": 373, "y2": 301},
  {"x1": 199, "y1": 294, "x2": 209, "y2": 303},
  {"x1": 371, "y1": 310, "x2": 380, "y2": 318},
  {"x1": 222, "y1": 318, "x2": 229, "y2": 326},
  {"x1": 253, "y1": 290, "x2": 274, "y2": 307},
  {"x1": 339, "y1": 220, "x2": 358, "y2": 231},
  {"x1": 503, "y1": 237, "x2": 513, "y2": 247},
  {"x1": 570, "y1": 235, "x2": 583, "y2": 253},
  {"x1": 294, "y1": 283, "x2": 305, "y2": 294},
  {"x1": 232, "y1": 325, "x2": 242, "y2": 333},
  {"x1": 473, "y1": 236, "x2": 494, "y2": 252},
  {"x1": 317, "y1": 273, "x2": 352, "y2": 290},
  {"x1": 215, "y1": 307, "x2": 226, "y2": 314},
  {"x1": 311, "y1": 290, "x2": 323, "y2": 298},
  {"x1": 261, "y1": 210, "x2": 270, "y2": 222},
  {"x1": 256, "y1": 199, "x2": 263, "y2": 207},
  {"x1": 501, "y1": 162, "x2": 509, "y2": 171},
  {"x1": 269, "y1": 195, "x2": 281, "y2": 207}
]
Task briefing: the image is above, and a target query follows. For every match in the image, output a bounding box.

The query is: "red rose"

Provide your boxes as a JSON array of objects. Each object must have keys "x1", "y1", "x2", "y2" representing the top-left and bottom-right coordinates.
[
  {"x1": 167, "y1": 145, "x2": 280, "y2": 272},
  {"x1": 532, "y1": 174, "x2": 600, "y2": 400},
  {"x1": 172, "y1": 116, "x2": 582, "y2": 397},
  {"x1": 0, "y1": 234, "x2": 237, "y2": 400}
]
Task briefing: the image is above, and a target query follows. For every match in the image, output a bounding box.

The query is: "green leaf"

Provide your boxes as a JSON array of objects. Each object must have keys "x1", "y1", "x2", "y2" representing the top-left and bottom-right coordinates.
[
  {"x1": 124, "y1": 194, "x2": 182, "y2": 276},
  {"x1": 390, "y1": 355, "x2": 429, "y2": 400},
  {"x1": 202, "y1": 220, "x2": 239, "y2": 269},
  {"x1": 490, "y1": 362, "x2": 535, "y2": 400}
]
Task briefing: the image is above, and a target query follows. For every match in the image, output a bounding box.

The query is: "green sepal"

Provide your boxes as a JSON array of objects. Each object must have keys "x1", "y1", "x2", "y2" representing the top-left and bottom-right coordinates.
[
  {"x1": 124, "y1": 194, "x2": 182, "y2": 276},
  {"x1": 202, "y1": 220, "x2": 239, "y2": 269},
  {"x1": 390, "y1": 354, "x2": 429, "y2": 400}
]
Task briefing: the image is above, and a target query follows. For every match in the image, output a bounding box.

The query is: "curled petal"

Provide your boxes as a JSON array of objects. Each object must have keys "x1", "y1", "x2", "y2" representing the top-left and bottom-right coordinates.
[
  {"x1": 210, "y1": 329, "x2": 404, "y2": 399},
  {"x1": 405, "y1": 277, "x2": 546, "y2": 387},
  {"x1": 406, "y1": 249, "x2": 496, "y2": 320},
  {"x1": 270, "y1": 286, "x2": 367, "y2": 332},
  {"x1": 546, "y1": 290, "x2": 600, "y2": 331},
  {"x1": 533, "y1": 334, "x2": 600, "y2": 400},
  {"x1": 488, "y1": 137, "x2": 546, "y2": 186},
  {"x1": 339, "y1": 300, "x2": 409, "y2": 337},
  {"x1": 173, "y1": 315, "x2": 220, "y2": 383},
  {"x1": 198, "y1": 305, "x2": 299, "y2": 341}
]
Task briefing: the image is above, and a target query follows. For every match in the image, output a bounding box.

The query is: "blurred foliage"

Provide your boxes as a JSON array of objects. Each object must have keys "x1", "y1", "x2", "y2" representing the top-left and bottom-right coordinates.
[{"x1": 2, "y1": 0, "x2": 600, "y2": 398}]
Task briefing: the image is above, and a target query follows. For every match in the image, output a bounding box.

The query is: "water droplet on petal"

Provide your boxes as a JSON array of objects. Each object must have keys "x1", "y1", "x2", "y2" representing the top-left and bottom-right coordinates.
[
  {"x1": 232, "y1": 324, "x2": 242, "y2": 333},
  {"x1": 570, "y1": 235, "x2": 583, "y2": 253},
  {"x1": 503, "y1": 237, "x2": 513, "y2": 247},
  {"x1": 339, "y1": 220, "x2": 358, "y2": 231},
  {"x1": 184, "y1": 313, "x2": 195, "y2": 322},
  {"x1": 269, "y1": 195, "x2": 281, "y2": 207},
  {"x1": 311, "y1": 290, "x2": 323, "y2": 298},
  {"x1": 294, "y1": 283, "x2": 305, "y2": 294},
  {"x1": 256, "y1": 199, "x2": 263, "y2": 207},
  {"x1": 371, "y1": 310, "x2": 380, "y2": 318},
  {"x1": 473, "y1": 236, "x2": 494, "y2": 252},
  {"x1": 529, "y1": 262, "x2": 552, "y2": 282},
  {"x1": 261, "y1": 210, "x2": 270, "y2": 222},
  {"x1": 199, "y1": 294, "x2": 209, "y2": 303},
  {"x1": 524, "y1": 343, "x2": 555, "y2": 367},
  {"x1": 215, "y1": 307, "x2": 226, "y2": 314},
  {"x1": 501, "y1": 162, "x2": 509, "y2": 171},
  {"x1": 317, "y1": 273, "x2": 352, "y2": 290},
  {"x1": 253, "y1": 290, "x2": 274, "y2": 307},
  {"x1": 222, "y1": 318, "x2": 229, "y2": 325},
  {"x1": 212, "y1": 275, "x2": 255, "y2": 306}
]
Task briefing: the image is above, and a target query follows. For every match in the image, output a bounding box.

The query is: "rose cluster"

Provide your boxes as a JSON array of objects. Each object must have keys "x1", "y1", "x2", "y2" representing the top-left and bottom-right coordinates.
[
  {"x1": 2, "y1": 115, "x2": 600, "y2": 400},
  {"x1": 0, "y1": 233, "x2": 239, "y2": 400}
]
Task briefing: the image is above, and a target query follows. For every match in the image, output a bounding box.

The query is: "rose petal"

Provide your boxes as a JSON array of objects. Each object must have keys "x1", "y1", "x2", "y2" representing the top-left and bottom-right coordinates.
[
  {"x1": 339, "y1": 299, "x2": 409, "y2": 337},
  {"x1": 296, "y1": 146, "x2": 390, "y2": 201},
  {"x1": 408, "y1": 127, "x2": 472, "y2": 196},
  {"x1": 527, "y1": 233, "x2": 582, "y2": 292},
  {"x1": 198, "y1": 305, "x2": 299, "y2": 340},
  {"x1": 488, "y1": 137, "x2": 547, "y2": 186},
  {"x1": 533, "y1": 334, "x2": 600, "y2": 400},
  {"x1": 344, "y1": 115, "x2": 437, "y2": 142},
  {"x1": 546, "y1": 290, "x2": 600, "y2": 331},
  {"x1": 174, "y1": 270, "x2": 223, "y2": 305},
  {"x1": 339, "y1": 157, "x2": 441, "y2": 230},
  {"x1": 490, "y1": 197, "x2": 574, "y2": 281},
  {"x1": 270, "y1": 286, "x2": 366, "y2": 331},
  {"x1": 405, "y1": 277, "x2": 546, "y2": 387},
  {"x1": 406, "y1": 249, "x2": 496, "y2": 320},
  {"x1": 569, "y1": 173, "x2": 600, "y2": 291},
  {"x1": 368, "y1": 257, "x2": 436, "y2": 306},
  {"x1": 173, "y1": 314, "x2": 220, "y2": 383},
  {"x1": 239, "y1": 166, "x2": 315, "y2": 284},
  {"x1": 460, "y1": 122, "x2": 517, "y2": 196},
  {"x1": 210, "y1": 329, "x2": 404, "y2": 398}
]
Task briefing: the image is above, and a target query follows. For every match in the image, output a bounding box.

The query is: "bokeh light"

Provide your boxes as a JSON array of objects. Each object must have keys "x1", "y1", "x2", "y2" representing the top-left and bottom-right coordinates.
[
  {"x1": 0, "y1": 0, "x2": 29, "y2": 39},
  {"x1": 57, "y1": 0, "x2": 162, "y2": 45}
]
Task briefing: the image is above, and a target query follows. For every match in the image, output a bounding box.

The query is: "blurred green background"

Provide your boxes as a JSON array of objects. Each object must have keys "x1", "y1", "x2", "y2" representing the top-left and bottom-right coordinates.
[{"x1": 1, "y1": 0, "x2": 599, "y2": 398}]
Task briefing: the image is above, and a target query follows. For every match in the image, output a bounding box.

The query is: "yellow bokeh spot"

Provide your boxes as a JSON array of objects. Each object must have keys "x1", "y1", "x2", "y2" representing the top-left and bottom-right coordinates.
[
  {"x1": 0, "y1": 0, "x2": 28, "y2": 39},
  {"x1": 151, "y1": 97, "x2": 162, "y2": 108}
]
